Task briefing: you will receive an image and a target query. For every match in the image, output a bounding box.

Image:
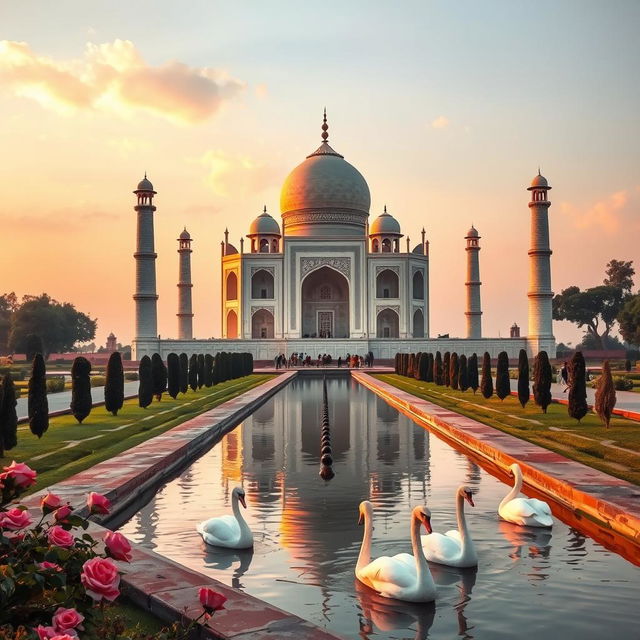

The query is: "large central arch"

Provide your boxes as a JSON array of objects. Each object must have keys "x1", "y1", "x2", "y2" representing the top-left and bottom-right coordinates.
[{"x1": 301, "y1": 266, "x2": 349, "y2": 338}]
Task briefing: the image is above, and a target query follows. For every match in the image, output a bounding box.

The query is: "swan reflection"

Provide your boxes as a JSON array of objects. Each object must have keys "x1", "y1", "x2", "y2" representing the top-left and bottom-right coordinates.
[
  {"x1": 499, "y1": 521, "x2": 553, "y2": 559},
  {"x1": 201, "y1": 544, "x2": 254, "y2": 589}
]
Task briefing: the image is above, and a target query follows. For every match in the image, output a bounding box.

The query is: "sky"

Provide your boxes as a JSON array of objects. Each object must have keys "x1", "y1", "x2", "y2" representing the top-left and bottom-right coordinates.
[{"x1": 1, "y1": 1, "x2": 638, "y2": 348}]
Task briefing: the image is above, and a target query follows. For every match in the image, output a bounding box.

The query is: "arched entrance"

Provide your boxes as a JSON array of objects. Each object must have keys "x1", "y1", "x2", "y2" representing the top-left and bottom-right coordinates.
[
  {"x1": 412, "y1": 271, "x2": 424, "y2": 299},
  {"x1": 413, "y1": 308, "x2": 424, "y2": 338},
  {"x1": 376, "y1": 308, "x2": 399, "y2": 338},
  {"x1": 226, "y1": 272, "x2": 238, "y2": 300},
  {"x1": 252, "y1": 309, "x2": 274, "y2": 338},
  {"x1": 251, "y1": 269, "x2": 274, "y2": 299},
  {"x1": 376, "y1": 269, "x2": 399, "y2": 298},
  {"x1": 226, "y1": 309, "x2": 238, "y2": 338},
  {"x1": 301, "y1": 266, "x2": 349, "y2": 338}
]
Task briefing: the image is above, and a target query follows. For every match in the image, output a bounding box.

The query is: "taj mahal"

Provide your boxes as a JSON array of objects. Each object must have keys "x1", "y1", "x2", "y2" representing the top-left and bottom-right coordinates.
[{"x1": 132, "y1": 113, "x2": 555, "y2": 361}]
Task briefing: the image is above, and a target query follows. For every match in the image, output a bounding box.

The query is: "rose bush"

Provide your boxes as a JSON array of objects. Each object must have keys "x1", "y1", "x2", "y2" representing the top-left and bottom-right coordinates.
[{"x1": 0, "y1": 461, "x2": 228, "y2": 640}]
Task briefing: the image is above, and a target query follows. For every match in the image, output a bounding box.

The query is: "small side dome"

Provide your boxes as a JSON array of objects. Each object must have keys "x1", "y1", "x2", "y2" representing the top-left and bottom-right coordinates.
[
  {"x1": 136, "y1": 175, "x2": 154, "y2": 191},
  {"x1": 466, "y1": 225, "x2": 479, "y2": 238},
  {"x1": 179, "y1": 227, "x2": 191, "y2": 240},
  {"x1": 248, "y1": 206, "x2": 281, "y2": 236},
  {"x1": 369, "y1": 206, "x2": 402, "y2": 236},
  {"x1": 529, "y1": 173, "x2": 549, "y2": 189},
  {"x1": 225, "y1": 243, "x2": 238, "y2": 255},
  {"x1": 412, "y1": 243, "x2": 424, "y2": 255}
]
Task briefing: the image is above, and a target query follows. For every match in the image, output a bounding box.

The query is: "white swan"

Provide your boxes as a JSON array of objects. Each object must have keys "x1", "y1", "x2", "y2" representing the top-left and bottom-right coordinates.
[
  {"x1": 196, "y1": 487, "x2": 253, "y2": 549},
  {"x1": 498, "y1": 463, "x2": 553, "y2": 528},
  {"x1": 356, "y1": 501, "x2": 437, "y2": 603},
  {"x1": 421, "y1": 485, "x2": 478, "y2": 568}
]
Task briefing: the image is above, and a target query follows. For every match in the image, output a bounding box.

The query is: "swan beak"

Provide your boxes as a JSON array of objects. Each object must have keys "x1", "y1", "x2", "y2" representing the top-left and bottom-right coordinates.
[
  {"x1": 466, "y1": 493, "x2": 475, "y2": 507},
  {"x1": 421, "y1": 514, "x2": 432, "y2": 534},
  {"x1": 358, "y1": 512, "x2": 364, "y2": 525},
  {"x1": 239, "y1": 495, "x2": 247, "y2": 509}
]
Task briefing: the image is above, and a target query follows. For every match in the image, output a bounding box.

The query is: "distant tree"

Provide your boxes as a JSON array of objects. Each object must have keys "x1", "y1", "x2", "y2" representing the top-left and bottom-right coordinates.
[
  {"x1": 532, "y1": 351, "x2": 553, "y2": 413},
  {"x1": 414, "y1": 352, "x2": 423, "y2": 380},
  {"x1": 450, "y1": 353, "x2": 459, "y2": 390},
  {"x1": 104, "y1": 351, "x2": 124, "y2": 416},
  {"x1": 595, "y1": 361, "x2": 616, "y2": 428},
  {"x1": 425, "y1": 353, "x2": 434, "y2": 383},
  {"x1": 394, "y1": 353, "x2": 400, "y2": 374},
  {"x1": 189, "y1": 354, "x2": 198, "y2": 391},
  {"x1": 495, "y1": 352, "x2": 510, "y2": 400},
  {"x1": 468, "y1": 353, "x2": 479, "y2": 394},
  {"x1": 151, "y1": 353, "x2": 167, "y2": 401},
  {"x1": 434, "y1": 351, "x2": 443, "y2": 385},
  {"x1": 197, "y1": 354, "x2": 205, "y2": 388},
  {"x1": 179, "y1": 352, "x2": 189, "y2": 394},
  {"x1": 70, "y1": 356, "x2": 92, "y2": 424},
  {"x1": 458, "y1": 354, "x2": 468, "y2": 392},
  {"x1": 579, "y1": 332, "x2": 624, "y2": 351},
  {"x1": 604, "y1": 259, "x2": 634, "y2": 292},
  {"x1": 625, "y1": 358, "x2": 632, "y2": 372},
  {"x1": 443, "y1": 352, "x2": 451, "y2": 387},
  {"x1": 138, "y1": 356, "x2": 153, "y2": 409},
  {"x1": 568, "y1": 351, "x2": 588, "y2": 422},
  {"x1": 0, "y1": 293, "x2": 18, "y2": 355},
  {"x1": 167, "y1": 353, "x2": 180, "y2": 399},
  {"x1": 28, "y1": 353, "x2": 49, "y2": 437},
  {"x1": 418, "y1": 352, "x2": 429, "y2": 381},
  {"x1": 25, "y1": 334, "x2": 44, "y2": 362},
  {"x1": 0, "y1": 373, "x2": 18, "y2": 456},
  {"x1": 480, "y1": 352, "x2": 493, "y2": 399},
  {"x1": 618, "y1": 294, "x2": 640, "y2": 347},
  {"x1": 204, "y1": 354, "x2": 214, "y2": 387},
  {"x1": 517, "y1": 349, "x2": 530, "y2": 408}
]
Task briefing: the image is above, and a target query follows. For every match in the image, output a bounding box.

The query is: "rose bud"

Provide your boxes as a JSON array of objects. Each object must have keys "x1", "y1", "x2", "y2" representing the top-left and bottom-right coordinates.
[{"x1": 87, "y1": 492, "x2": 111, "y2": 515}]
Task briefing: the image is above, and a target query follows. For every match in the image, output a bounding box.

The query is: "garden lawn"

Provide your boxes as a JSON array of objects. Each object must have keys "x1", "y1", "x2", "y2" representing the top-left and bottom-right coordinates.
[
  {"x1": 375, "y1": 374, "x2": 640, "y2": 486},
  {"x1": 2, "y1": 374, "x2": 274, "y2": 491}
]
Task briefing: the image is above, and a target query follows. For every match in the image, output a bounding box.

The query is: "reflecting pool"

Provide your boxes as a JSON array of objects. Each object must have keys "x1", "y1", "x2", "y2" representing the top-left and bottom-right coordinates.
[{"x1": 119, "y1": 376, "x2": 640, "y2": 639}]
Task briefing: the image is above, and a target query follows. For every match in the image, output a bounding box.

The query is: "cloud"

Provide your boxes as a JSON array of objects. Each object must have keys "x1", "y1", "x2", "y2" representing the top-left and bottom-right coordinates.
[
  {"x1": 559, "y1": 189, "x2": 638, "y2": 235},
  {"x1": 198, "y1": 149, "x2": 280, "y2": 197},
  {"x1": 0, "y1": 39, "x2": 245, "y2": 123},
  {"x1": 431, "y1": 115, "x2": 450, "y2": 129}
]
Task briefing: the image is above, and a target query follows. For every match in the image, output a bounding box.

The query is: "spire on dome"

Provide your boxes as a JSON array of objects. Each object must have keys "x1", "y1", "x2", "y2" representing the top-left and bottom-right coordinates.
[
  {"x1": 263, "y1": 205, "x2": 267, "y2": 214},
  {"x1": 383, "y1": 204, "x2": 387, "y2": 214},
  {"x1": 322, "y1": 108, "x2": 328, "y2": 142}
]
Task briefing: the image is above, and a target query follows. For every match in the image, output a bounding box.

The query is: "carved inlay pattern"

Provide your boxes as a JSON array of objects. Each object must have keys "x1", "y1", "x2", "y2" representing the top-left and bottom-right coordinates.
[
  {"x1": 376, "y1": 265, "x2": 400, "y2": 276},
  {"x1": 251, "y1": 266, "x2": 275, "y2": 277},
  {"x1": 283, "y1": 210, "x2": 367, "y2": 227},
  {"x1": 300, "y1": 257, "x2": 351, "y2": 280},
  {"x1": 377, "y1": 305, "x2": 401, "y2": 315},
  {"x1": 251, "y1": 305, "x2": 275, "y2": 316}
]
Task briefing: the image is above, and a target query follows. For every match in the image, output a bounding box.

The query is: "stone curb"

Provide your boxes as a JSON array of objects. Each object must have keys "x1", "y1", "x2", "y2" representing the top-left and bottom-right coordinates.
[{"x1": 352, "y1": 372, "x2": 640, "y2": 564}]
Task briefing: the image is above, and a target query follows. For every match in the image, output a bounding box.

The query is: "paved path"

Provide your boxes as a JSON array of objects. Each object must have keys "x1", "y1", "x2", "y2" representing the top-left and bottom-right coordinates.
[{"x1": 16, "y1": 381, "x2": 139, "y2": 421}]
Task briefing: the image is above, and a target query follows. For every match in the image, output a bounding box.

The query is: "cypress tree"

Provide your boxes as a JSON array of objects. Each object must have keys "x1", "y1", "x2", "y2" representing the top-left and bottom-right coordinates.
[
  {"x1": 418, "y1": 352, "x2": 428, "y2": 381},
  {"x1": 104, "y1": 351, "x2": 124, "y2": 416},
  {"x1": 568, "y1": 351, "x2": 588, "y2": 422},
  {"x1": 0, "y1": 374, "x2": 18, "y2": 456},
  {"x1": 179, "y1": 353, "x2": 189, "y2": 394},
  {"x1": 434, "y1": 351, "x2": 443, "y2": 385},
  {"x1": 394, "y1": 353, "x2": 400, "y2": 374},
  {"x1": 468, "y1": 353, "x2": 479, "y2": 394},
  {"x1": 28, "y1": 353, "x2": 49, "y2": 437},
  {"x1": 407, "y1": 353, "x2": 414, "y2": 378},
  {"x1": 458, "y1": 354, "x2": 469, "y2": 391},
  {"x1": 25, "y1": 334, "x2": 44, "y2": 362},
  {"x1": 197, "y1": 353, "x2": 205, "y2": 388},
  {"x1": 480, "y1": 352, "x2": 493, "y2": 399},
  {"x1": 533, "y1": 351, "x2": 552, "y2": 413},
  {"x1": 517, "y1": 349, "x2": 530, "y2": 408},
  {"x1": 204, "y1": 354, "x2": 214, "y2": 387},
  {"x1": 167, "y1": 353, "x2": 180, "y2": 399},
  {"x1": 495, "y1": 351, "x2": 511, "y2": 400},
  {"x1": 595, "y1": 360, "x2": 616, "y2": 429},
  {"x1": 151, "y1": 353, "x2": 167, "y2": 401},
  {"x1": 450, "y1": 353, "x2": 459, "y2": 390},
  {"x1": 213, "y1": 352, "x2": 222, "y2": 384},
  {"x1": 138, "y1": 355, "x2": 153, "y2": 408},
  {"x1": 413, "y1": 352, "x2": 422, "y2": 380},
  {"x1": 625, "y1": 358, "x2": 631, "y2": 372},
  {"x1": 189, "y1": 353, "x2": 198, "y2": 391},
  {"x1": 70, "y1": 356, "x2": 92, "y2": 424},
  {"x1": 425, "y1": 353, "x2": 434, "y2": 383},
  {"x1": 443, "y1": 352, "x2": 451, "y2": 386}
]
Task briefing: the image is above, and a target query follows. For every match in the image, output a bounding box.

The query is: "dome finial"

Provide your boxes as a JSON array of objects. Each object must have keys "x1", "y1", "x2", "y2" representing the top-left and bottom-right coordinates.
[
  {"x1": 321, "y1": 107, "x2": 328, "y2": 142},
  {"x1": 144, "y1": 171, "x2": 147, "y2": 179},
  {"x1": 538, "y1": 166, "x2": 541, "y2": 176},
  {"x1": 383, "y1": 204, "x2": 387, "y2": 214},
  {"x1": 263, "y1": 204, "x2": 267, "y2": 214}
]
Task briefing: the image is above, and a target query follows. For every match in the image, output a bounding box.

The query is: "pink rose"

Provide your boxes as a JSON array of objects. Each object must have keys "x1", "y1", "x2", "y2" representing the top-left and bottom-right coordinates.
[
  {"x1": 47, "y1": 525, "x2": 75, "y2": 548},
  {"x1": 198, "y1": 587, "x2": 227, "y2": 613},
  {"x1": 80, "y1": 557, "x2": 120, "y2": 602},
  {"x1": 87, "y1": 492, "x2": 111, "y2": 515},
  {"x1": 35, "y1": 626, "x2": 58, "y2": 640},
  {"x1": 49, "y1": 635, "x2": 78, "y2": 640},
  {"x1": 0, "y1": 507, "x2": 32, "y2": 530},
  {"x1": 41, "y1": 492, "x2": 63, "y2": 514},
  {"x1": 54, "y1": 505, "x2": 73, "y2": 522},
  {"x1": 52, "y1": 607, "x2": 84, "y2": 632},
  {"x1": 2, "y1": 461, "x2": 37, "y2": 488},
  {"x1": 104, "y1": 531, "x2": 132, "y2": 562},
  {"x1": 38, "y1": 561, "x2": 63, "y2": 572}
]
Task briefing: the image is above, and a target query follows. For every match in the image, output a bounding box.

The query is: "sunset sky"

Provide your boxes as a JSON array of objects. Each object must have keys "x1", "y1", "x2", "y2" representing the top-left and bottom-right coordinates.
[{"x1": 1, "y1": 1, "x2": 638, "y2": 348}]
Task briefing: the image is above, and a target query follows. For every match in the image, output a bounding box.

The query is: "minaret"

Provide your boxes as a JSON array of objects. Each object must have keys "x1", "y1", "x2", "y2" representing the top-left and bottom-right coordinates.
[
  {"x1": 464, "y1": 225, "x2": 482, "y2": 338},
  {"x1": 527, "y1": 171, "x2": 554, "y2": 350},
  {"x1": 133, "y1": 174, "x2": 158, "y2": 339},
  {"x1": 177, "y1": 227, "x2": 194, "y2": 339}
]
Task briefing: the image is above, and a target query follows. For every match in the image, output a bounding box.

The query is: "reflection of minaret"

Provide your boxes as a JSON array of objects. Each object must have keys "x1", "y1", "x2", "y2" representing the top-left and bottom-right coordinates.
[
  {"x1": 465, "y1": 225, "x2": 482, "y2": 338},
  {"x1": 177, "y1": 227, "x2": 194, "y2": 339}
]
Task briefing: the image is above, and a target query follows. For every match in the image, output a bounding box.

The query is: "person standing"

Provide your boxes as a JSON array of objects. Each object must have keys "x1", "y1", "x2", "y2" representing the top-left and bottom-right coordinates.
[{"x1": 560, "y1": 361, "x2": 569, "y2": 392}]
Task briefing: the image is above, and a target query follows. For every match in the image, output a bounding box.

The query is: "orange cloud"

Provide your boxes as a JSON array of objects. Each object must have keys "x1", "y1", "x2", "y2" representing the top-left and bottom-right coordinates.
[
  {"x1": 559, "y1": 189, "x2": 637, "y2": 234},
  {"x1": 0, "y1": 39, "x2": 245, "y2": 123}
]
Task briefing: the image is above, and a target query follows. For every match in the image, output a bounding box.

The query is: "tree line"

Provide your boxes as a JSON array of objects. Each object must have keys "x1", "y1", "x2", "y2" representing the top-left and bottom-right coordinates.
[
  {"x1": 0, "y1": 351, "x2": 253, "y2": 457},
  {"x1": 394, "y1": 349, "x2": 617, "y2": 428}
]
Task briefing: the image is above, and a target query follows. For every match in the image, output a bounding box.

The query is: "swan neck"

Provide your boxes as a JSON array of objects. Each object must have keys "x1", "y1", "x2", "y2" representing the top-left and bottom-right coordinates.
[
  {"x1": 456, "y1": 492, "x2": 469, "y2": 541},
  {"x1": 500, "y1": 468, "x2": 522, "y2": 510},
  {"x1": 232, "y1": 492, "x2": 249, "y2": 531},
  {"x1": 411, "y1": 514, "x2": 431, "y2": 584},
  {"x1": 356, "y1": 508, "x2": 373, "y2": 573}
]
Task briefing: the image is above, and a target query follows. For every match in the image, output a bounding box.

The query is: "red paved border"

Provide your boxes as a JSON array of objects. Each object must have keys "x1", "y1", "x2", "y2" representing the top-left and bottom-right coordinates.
[{"x1": 353, "y1": 372, "x2": 640, "y2": 566}]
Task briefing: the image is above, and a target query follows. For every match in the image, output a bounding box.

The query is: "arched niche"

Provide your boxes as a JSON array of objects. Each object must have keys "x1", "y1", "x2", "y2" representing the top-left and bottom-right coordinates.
[
  {"x1": 226, "y1": 309, "x2": 238, "y2": 338},
  {"x1": 413, "y1": 270, "x2": 424, "y2": 299},
  {"x1": 226, "y1": 271, "x2": 238, "y2": 300},
  {"x1": 376, "y1": 308, "x2": 399, "y2": 338},
  {"x1": 251, "y1": 269, "x2": 274, "y2": 299},
  {"x1": 301, "y1": 266, "x2": 349, "y2": 338},
  {"x1": 376, "y1": 269, "x2": 399, "y2": 298},
  {"x1": 259, "y1": 238, "x2": 270, "y2": 253},
  {"x1": 413, "y1": 308, "x2": 424, "y2": 338},
  {"x1": 251, "y1": 308, "x2": 274, "y2": 338}
]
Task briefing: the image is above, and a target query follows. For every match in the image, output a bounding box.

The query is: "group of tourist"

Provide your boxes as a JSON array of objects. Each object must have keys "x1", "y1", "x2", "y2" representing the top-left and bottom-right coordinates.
[{"x1": 272, "y1": 351, "x2": 375, "y2": 369}]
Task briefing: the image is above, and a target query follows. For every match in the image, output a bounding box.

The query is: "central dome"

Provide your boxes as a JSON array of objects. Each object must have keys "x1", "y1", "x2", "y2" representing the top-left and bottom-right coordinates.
[{"x1": 280, "y1": 115, "x2": 371, "y2": 238}]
